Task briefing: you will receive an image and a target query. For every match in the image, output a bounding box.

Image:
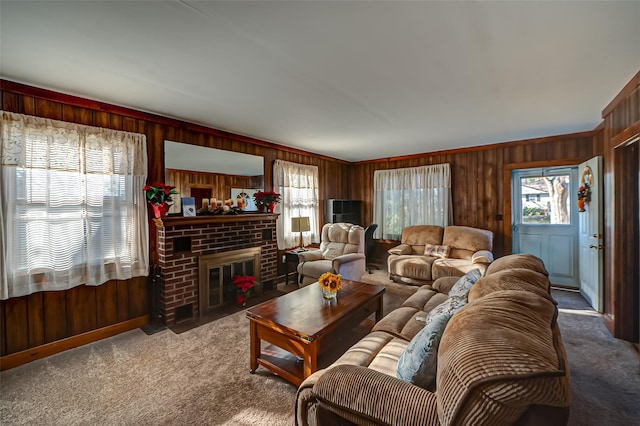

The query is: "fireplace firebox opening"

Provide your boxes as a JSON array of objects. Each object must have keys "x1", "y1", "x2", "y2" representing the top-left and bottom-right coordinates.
[{"x1": 199, "y1": 247, "x2": 262, "y2": 316}]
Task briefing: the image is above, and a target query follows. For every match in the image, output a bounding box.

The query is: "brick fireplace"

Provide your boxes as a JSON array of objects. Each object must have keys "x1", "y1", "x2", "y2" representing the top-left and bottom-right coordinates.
[{"x1": 155, "y1": 214, "x2": 278, "y2": 326}]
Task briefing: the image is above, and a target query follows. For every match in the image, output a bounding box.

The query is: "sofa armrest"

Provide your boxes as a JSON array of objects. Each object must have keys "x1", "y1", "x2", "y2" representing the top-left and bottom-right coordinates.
[
  {"x1": 332, "y1": 253, "x2": 366, "y2": 281},
  {"x1": 310, "y1": 365, "x2": 439, "y2": 426},
  {"x1": 472, "y1": 250, "x2": 494, "y2": 264},
  {"x1": 331, "y1": 252, "x2": 365, "y2": 266},
  {"x1": 388, "y1": 243, "x2": 412, "y2": 255},
  {"x1": 298, "y1": 249, "x2": 323, "y2": 262}
]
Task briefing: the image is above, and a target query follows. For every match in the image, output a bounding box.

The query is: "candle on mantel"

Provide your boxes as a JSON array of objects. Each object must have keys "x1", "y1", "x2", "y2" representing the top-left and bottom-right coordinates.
[
  {"x1": 211, "y1": 198, "x2": 216, "y2": 208},
  {"x1": 202, "y1": 198, "x2": 209, "y2": 210}
]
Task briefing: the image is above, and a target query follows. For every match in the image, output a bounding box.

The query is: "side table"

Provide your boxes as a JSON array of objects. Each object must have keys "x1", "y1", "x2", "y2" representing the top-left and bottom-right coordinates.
[{"x1": 284, "y1": 250, "x2": 302, "y2": 286}]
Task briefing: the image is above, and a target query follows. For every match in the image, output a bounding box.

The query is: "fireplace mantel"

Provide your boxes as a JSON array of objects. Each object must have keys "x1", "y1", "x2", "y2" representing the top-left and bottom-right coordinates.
[{"x1": 156, "y1": 212, "x2": 279, "y2": 227}]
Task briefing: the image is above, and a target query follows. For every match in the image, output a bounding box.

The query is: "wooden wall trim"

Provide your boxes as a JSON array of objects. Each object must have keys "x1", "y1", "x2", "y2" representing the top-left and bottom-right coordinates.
[
  {"x1": 0, "y1": 79, "x2": 350, "y2": 165},
  {"x1": 611, "y1": 123, "x2": 640, "y2": 148},
  {"x1": 602, "y1": 70, "x2": 640, "y2": 117},
  {"x1": 354, "y1": 130, "x2": 598, "y2": 166},
  {"x1": 0, "y1": 315, "x2": 148, "y2": 371},
  {"x1": 502, "y1": 157, "x2": 591, "y2": 255}
]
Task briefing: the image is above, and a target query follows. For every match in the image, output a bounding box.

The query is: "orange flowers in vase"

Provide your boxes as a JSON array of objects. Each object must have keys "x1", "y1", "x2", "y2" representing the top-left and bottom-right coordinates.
[{"x1": 319, "y1": 272, "x2": 342, "y2": 300}]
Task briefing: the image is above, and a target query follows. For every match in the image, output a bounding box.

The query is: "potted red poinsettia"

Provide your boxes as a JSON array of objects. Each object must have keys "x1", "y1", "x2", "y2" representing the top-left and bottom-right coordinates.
[
  {"x1": 233, "y1": 275, "x2": 256, "y2": 306},
  {"x1": 253, "y1": 190, "x2": 281, "y2": 213},
  {"x1": 144, "y1": 183, "x2": 178, "y2": 219}
]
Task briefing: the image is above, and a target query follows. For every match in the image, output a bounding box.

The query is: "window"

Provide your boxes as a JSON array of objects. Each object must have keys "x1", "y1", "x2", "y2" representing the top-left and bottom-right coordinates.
[
  {"x1": 273, "y1": 160, "x2": 319, "y2": 250},
  {"x1": 519, "y1": 174, "x2": 571, "y2": 224},
  {"x1": 373, "y1": 164, "x2": 452, "y2": 240},
  {"x1": 0, "y1": 111, "x2": 149, "y2": 299}
]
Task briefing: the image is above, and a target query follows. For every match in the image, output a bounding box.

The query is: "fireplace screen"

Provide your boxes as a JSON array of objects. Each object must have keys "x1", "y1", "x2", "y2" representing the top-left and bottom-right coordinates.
[{"x1": 199, "y1": 247, "x2": 261, "y2": 314}]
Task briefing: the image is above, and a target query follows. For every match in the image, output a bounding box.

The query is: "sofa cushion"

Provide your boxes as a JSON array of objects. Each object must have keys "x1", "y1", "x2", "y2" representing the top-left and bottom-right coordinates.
[
  {"x1": 319, "y1": 223, "x2": 364, "y2": 260},
  {"x1": 388, "y1": 244, "x2": 412, "y2": 256},
  {"x1": 469, "y1": 268, "x2": 553, "y2": 303},
  {"x1": 486, "y1": 253, "x2": 549, "y2": 276},
  {"x1": 432, "y1": 276, "x2": 460, "y2": 294},
  {"x1": 448, "y1": 268, "x2": 483, "y2": 299},
  {"x1": 397, "y1": 312, "x2": 452, "y2": 390},
  {"x1": 431, "y1": 258, "x2": 488, "y2": 281},
  {"x1": 297, "y1": 259, "x2": 332, "y2": 279},
  {"x1": 373, "y1": 307, "x2": 439, "y2": 342},
  {"x1": 402, "y1": 286, "x2": 450, "y2": 311},
  {"x1": 424, "y1": 244, "x2": 450, "y2": 258},
  {"x1": 333, "y1": 331, "x2": 409, "y2": 377},
  {"x1": 388, "y1": 255, "x2": 436, "y2": 282},
  {"x1": 436, "y1": 290, "x2": 570, "y2": 425},
  {"x1": 442, "y1": 226, "x2": 493, "y2": 260},
  {"x1": 401, "y1": 225, "x2": 444, "y2": 247}
]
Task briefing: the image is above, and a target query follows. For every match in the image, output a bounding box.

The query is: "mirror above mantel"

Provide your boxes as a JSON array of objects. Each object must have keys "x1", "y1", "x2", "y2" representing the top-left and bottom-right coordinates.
[{"x1": 164, "y1": 140, "x2": 264, "y2": 214}]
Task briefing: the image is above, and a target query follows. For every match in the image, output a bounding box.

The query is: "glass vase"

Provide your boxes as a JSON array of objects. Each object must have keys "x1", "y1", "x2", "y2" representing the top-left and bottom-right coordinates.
[{"x1": 322, "y1": 288, "x2": 337, "y2": 300}]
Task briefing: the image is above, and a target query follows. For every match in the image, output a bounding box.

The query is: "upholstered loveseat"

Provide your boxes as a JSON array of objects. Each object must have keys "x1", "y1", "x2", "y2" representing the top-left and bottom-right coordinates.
[
  {"x1": 388, "y1": 225, "x2": 494, "y2": 286},
  {"x1": 297, "y1": 223, "x2": 366, "y2": 286},
  {"x1": 296, "y1": 253, "x2": 571, "y2": 426}
]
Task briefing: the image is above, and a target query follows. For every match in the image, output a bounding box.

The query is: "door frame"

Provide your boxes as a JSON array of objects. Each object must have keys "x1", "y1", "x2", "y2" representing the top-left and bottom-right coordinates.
[{"x1": 503, "y1": 158, "x2": 591, "y2": 255}]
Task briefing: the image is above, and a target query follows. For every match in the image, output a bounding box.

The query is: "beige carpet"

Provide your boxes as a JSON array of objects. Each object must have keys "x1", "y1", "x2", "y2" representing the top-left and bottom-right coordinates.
[{"x1": 1, "y1": 272, "x2": 638, "y2": 425}]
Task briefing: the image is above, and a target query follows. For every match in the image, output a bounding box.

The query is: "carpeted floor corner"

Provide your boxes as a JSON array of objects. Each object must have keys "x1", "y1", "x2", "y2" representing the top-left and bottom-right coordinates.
[{"x1": 1, "y1": 272, "x2": 638, "y2": 425}]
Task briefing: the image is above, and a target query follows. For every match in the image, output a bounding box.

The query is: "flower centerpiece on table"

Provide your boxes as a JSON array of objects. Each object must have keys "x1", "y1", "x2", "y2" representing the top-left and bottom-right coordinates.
[
  {"x1": 253, "y1": 190, "x2": 281, "y2": 213},
  {"x1": 318, "y1": 272, "x2": 342, "y2": 300},
  {"x1": 233, "y1": 274, "x2": 256, "y2": 305},
  {"x1": 144, "y1": 183, "x2": 178, "y2": 221}
]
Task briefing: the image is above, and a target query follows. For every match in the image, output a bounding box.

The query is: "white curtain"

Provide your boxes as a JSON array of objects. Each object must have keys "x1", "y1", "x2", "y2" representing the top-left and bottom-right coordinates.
[
  {"x1": 0, "y1": 111, "x2": 149, "y2": 300},
  {"x1": 373, "y1": 163, "x2": 452, "y2": 240},
  {"x1": 273, "y1": 160, "x2": 319, "y2": 250}
]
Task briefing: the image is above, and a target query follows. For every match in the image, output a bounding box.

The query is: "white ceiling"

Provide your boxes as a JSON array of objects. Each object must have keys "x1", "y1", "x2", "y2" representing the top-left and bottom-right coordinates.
[{"x1": 1, "y1": 1, "x2": 639, "y2": 162}]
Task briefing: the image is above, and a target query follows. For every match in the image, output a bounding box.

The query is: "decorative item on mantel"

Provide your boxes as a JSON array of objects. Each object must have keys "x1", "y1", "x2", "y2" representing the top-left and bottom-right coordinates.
[
  {"x1": 233, "y1": 275, "x2": 256, "y2": 306},
  {"x1": 254, "y1": 190, "x2": 281, "y2": 213},
  {"x1": 318, "y1": 272, "x2": 342, "y2": 300},
  {"x1": 144, "y1": 182, "x2": 178, "y2": 226}
]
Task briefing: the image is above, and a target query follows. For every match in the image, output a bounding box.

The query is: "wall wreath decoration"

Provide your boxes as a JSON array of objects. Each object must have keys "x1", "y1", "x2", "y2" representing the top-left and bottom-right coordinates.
[{"x1": 577, "y1": 166, "x2": 593, "y2": 212}]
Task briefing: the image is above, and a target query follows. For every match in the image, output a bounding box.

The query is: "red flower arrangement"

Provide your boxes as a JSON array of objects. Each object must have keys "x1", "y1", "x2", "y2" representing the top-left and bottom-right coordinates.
[
  {"x1": 253, "y1": 190, "x2": 281, "y2": 212},
  {"x1": 144, "y1": 182, "x2": 178, "y2": 220},
  {"x1": 233, "y1": 275, "x2": 256, "y2": 305}
]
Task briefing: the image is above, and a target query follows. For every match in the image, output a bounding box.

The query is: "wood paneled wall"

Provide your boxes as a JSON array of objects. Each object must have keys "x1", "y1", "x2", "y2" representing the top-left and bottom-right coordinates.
[
  {"x1": 0, "y1": 80, "x2": 351, "y2": 366},
  {"x1": 3, "y1": 68, "x2": 638, "y2": 365},
  {"x1": 351, "y1": 132, "x2": 603, "y2": 258},
  {"x1": 601, "y1": 70, "x2": 640, "y2": 341}
]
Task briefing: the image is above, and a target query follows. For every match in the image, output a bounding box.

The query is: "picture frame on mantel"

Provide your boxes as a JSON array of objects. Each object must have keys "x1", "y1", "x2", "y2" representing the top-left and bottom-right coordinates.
[{"x1": 181, "y1": 197, "x2": 196, "y2": 216}]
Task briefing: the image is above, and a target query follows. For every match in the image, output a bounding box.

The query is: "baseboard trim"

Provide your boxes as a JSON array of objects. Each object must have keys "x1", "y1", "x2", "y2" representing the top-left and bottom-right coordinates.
[{"x1": 0, "y1": 315, "x2": 149, "y2": 371}]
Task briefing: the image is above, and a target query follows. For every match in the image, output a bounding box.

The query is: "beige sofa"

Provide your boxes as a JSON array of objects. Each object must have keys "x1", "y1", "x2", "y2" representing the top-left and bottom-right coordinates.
[
  {"x1": 297, "y1": 223, "x2": 366, "y2": 286},
  {"x1": 296, "y1": 253, "x2": 571, "y2": 426},
  {"x1": 388, "y1": 225, "x2": 494, "y2": 285}
]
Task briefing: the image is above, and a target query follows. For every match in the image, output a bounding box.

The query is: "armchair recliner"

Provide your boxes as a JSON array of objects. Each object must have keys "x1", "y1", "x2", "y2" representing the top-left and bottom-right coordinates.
[{"x1": 297, "y1": 223, "x2": 366, "y2": 286}]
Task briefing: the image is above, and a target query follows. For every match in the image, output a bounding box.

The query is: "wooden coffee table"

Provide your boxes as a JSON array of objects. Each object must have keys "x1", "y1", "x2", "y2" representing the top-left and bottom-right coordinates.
[{"x1": 246, "y1": 280, "x2": 385, "y2": 386}]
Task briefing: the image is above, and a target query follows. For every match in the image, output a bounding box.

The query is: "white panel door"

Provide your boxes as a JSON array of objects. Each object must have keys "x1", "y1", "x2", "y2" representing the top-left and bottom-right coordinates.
[
  {"x1": 578, "y1": 156, "x2": 604, "y2": 312},
  {"x1": 512, "y1": 167, "x2": 579, "y2": 288}
]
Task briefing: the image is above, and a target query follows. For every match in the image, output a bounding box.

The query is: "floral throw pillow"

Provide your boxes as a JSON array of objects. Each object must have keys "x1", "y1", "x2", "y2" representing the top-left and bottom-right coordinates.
[
  {"x1": 448, "y1": 269, "x2": 483, "y2": 299},
  {"x1": 417, "y1": 296, "x2": 466, "y2": 327},
  {"x1": 424, "y1": 244, "x2": 450, "y2": 258},
  {"x1": 397, "y1": 312, "x2": 453, "y2": 391}
]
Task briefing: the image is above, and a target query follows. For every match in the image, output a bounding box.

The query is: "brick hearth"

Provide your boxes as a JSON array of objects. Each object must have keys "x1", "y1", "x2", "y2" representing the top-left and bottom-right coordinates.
[{"x1": 155, "y1": 214, "x2": 278, "y2": 326}]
